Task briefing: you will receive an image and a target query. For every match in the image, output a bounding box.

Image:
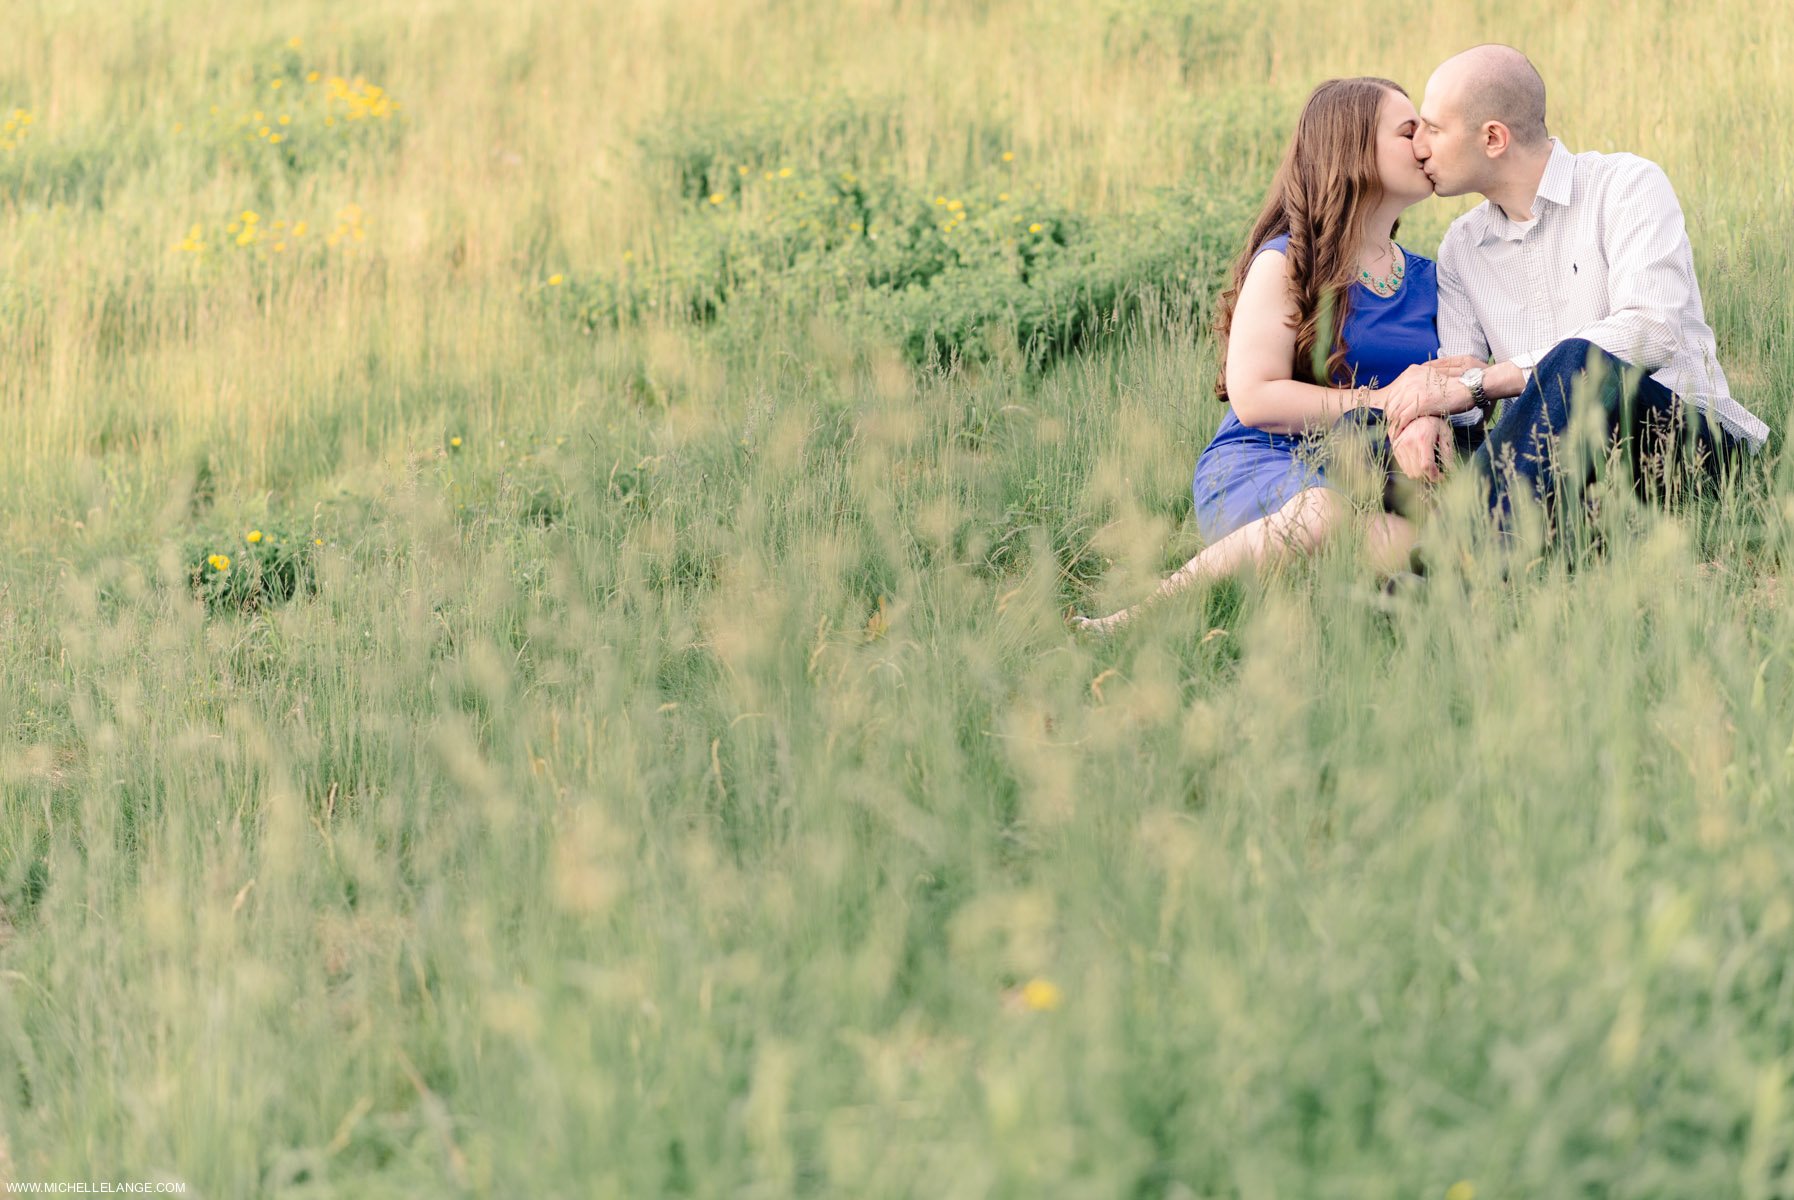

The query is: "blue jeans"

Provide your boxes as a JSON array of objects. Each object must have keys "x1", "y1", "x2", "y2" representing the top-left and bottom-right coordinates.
[{"x1": 1471, "y1": 338, "x2": 1741, "y2": 526}]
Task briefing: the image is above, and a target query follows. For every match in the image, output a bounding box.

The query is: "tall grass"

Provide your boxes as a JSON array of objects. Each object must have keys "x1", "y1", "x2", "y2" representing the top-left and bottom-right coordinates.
[{"x1": 1, "y1": 0, "x2": 1793, "y2": 1194}]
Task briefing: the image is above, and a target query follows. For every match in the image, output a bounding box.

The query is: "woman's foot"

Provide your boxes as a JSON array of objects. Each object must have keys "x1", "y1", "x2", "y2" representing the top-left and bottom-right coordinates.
[{"x1": 1070, "y1": 609, "x2": 1132, "y2": 636}]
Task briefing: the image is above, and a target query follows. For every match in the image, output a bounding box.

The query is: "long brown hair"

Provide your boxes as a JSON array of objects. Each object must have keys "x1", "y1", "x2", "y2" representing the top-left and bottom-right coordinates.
[{"x1": 1214, "y1": 77, "x2": 1406, "y2": 400}]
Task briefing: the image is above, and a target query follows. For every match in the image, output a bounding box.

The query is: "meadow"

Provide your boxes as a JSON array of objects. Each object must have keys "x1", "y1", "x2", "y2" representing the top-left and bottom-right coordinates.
[{"x1": 1, "y1": 0, "x2": 1793, "y2": 1194}]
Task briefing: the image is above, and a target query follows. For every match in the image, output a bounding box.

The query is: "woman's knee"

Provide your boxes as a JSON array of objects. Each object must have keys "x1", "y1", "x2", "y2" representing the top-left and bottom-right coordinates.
[
  {"x1": 1270, "y1": 486, "x2": 1347, "y2": 549},
  {"x1": 1364, "y1": 512, "x2": 1418, "y2": 571}
]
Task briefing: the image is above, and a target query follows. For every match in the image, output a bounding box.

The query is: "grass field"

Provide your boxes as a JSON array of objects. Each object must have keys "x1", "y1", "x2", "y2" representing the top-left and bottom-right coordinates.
[{"x1": 2, "y1": 0, "x2": 1794, "y2": 1195}]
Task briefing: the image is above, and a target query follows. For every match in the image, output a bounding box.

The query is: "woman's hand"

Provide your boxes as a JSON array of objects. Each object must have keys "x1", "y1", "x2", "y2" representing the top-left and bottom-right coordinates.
[
  {"x1": 1391, "y1": 415, "x2": 1455, "y2": 482},
  {"x1": 1382, "y1": 363, "x2": 1473, "y2": 434}
]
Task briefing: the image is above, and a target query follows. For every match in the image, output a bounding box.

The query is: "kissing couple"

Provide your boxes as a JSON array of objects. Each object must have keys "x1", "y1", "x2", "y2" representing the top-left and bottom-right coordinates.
[{"x1": 1073, "y1": 44, "x2": 1769, "y2": 635}]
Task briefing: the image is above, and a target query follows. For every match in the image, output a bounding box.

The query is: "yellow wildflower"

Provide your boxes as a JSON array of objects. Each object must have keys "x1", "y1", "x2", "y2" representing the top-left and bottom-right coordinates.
[
  {"x1": 259, "y1": 126, "x2": 271, "y2": 138},
  {"x1": 1445, "y1": 1185, "x2": 1474, "y2": 1200},
  {"x1": 270, "y1": 79, "x2": 284, "y2": 90},
  {"x1": 313, "y1": 537, "x2": 324, "y2": 546},
  {"x1": 269, "y1": 133, "x2": 283, "y2": 144},
  {"x1": 1020, "y1": 979, "x2": 1062, "y2": 1011},
  {"x1": 292, "y1": 221, "x2": 308, "y2": 237},
  {"x1": 278, "y1": 114, "x2": 291, "y2": 125},
  {"x1": 707, "y1": 193, "x2": 724, "y2": 205},
  {"x1": 777, "y1": 166, "x2": 792, "y2": 178},
  {"x1": 737, "y1": 165, "x2": 749, "y2": 175},
  {"x1": 287, "y1": 36, "x2": 302, "y2": 48},
  {"x1": 449, "y1": 436, "x2": 463, "y2": 448},
  {"x1": 1001, "y1": 150, "x2": 1015, "y2": 162},
  {"x1": 1029, "y1": 223, "x2": 1044, "y2": 233},
  {"x1": 273, "y1": 241, "x2": 286, "y2": 252},
  {"x1": 208, "y1": 554, "x2": 231, "y2": 572},
  {"x1": 307, "y1": 71, "x2": 320, "y2": 83},
  {"x1": 998, "y1": 192, "x2": 1010, "y2": 202},
  {"x1": 246, "y1": 530, "x2": 263, "y2": 544},
  {"x1": 242, "y1": 211, "x2": 259, "y2": 224},
  {"x1": 547, "y1": 274, "x2": 563, "y2": 286},
  {"x1": 947, "y1": 199, "x2": 963, "y2": 212}
]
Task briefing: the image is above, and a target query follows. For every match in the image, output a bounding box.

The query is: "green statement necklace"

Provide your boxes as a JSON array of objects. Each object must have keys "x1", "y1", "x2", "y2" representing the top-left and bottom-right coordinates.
[{"x1": 1359, "y1": 243, "x2": 1405, "y2": 297}]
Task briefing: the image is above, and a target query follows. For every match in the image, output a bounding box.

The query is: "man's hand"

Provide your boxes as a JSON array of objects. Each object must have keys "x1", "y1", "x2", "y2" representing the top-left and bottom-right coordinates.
[
  {"x1": 1391, "y1": 415, "x2": 1456, "y2": 483},
  {"x1": 1425, "y1": 354, "x2": 1489, "y2": 375},
  {"x1": 1382, "y1": 363, "x2": 1475, "y2": 434}
]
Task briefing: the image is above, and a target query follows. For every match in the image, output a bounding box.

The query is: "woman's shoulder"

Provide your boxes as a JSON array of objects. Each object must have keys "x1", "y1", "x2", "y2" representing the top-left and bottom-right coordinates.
[
  {"x1": 1396, "y1": 242, "x2": 1436, "y2": 271},
  {"x1": 1252, "y1": 232, "x2": 1292, "y2": 259}
]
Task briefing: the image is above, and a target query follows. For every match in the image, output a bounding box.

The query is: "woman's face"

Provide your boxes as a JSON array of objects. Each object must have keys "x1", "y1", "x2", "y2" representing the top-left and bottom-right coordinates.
[{"x1": 1375, "y1": 90, "x2": 1434, "y2": 205}]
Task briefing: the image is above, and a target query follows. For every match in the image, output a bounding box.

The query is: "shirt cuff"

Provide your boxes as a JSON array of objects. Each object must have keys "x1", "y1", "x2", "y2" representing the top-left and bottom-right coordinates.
[
  {"x1": 1447, "y1": 408, "x2": 1485, "y2": 427},
  {"x1": 1510, "y1": 352, "x2": 1539, "y2": 388}
]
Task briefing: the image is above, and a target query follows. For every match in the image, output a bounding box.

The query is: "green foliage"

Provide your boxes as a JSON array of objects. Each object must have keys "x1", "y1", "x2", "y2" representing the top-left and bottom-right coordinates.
[
  {"x1": 0, "y1": 135, "x2": 138, "y2": 212},
  {"x1": 638, "y1": 93, "x2": 915, "y2": 205},
  {"x1": 549, "y1": 161, "x2": 1249, "y2": 368},
  {"x1": 1100, "y1": 0, "x2": 1270, "y2": 81},
  {"x1": 185, "y1": 42, "x2": 405, "y2": 186},
  {"x1": 186, "y1": 520, "x2": 319, "y2": 612}
]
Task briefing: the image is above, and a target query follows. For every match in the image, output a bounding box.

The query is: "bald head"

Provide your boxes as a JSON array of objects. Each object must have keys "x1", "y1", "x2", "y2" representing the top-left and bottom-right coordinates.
[{"x1": 1431, "y1": 44, "x2": 1548, "y2": 148}]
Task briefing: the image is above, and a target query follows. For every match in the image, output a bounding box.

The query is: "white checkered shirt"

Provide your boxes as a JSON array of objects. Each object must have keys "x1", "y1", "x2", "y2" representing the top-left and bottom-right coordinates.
[{"x1": 1437, "y1": 138, "x2": 1770, "y2": 451}]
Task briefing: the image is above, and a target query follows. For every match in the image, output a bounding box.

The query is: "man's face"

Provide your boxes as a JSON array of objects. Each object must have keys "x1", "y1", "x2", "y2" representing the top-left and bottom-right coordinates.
[{"x1": 1413, "y1": 72, "x2": 1480, "y2": 197}]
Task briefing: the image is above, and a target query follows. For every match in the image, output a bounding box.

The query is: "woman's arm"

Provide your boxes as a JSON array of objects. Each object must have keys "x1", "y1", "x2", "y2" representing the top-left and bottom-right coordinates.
[{"x1": 1225, "y1": 249, "x2": 1380, "y2": 435}]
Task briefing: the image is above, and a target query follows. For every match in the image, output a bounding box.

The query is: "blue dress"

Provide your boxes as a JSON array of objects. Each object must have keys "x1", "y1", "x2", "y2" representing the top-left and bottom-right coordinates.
[{"x1": 1191, "y1": 234, "x2": 1440, "y2": 543}]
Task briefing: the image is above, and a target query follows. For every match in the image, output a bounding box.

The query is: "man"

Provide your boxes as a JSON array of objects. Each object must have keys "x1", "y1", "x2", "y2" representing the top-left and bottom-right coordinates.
[{"x1": 1383, "y1": 44, "x2": 1770, "y2": 522}]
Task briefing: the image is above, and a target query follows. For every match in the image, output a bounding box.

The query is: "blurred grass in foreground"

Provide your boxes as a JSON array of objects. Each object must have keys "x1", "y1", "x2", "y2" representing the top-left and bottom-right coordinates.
[{"x1": 1, "y1": 0, "x2": 1793, "y2": 1195}]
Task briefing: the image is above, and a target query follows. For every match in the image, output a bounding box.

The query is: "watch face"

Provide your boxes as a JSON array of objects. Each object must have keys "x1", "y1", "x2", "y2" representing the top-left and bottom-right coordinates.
[{"x1": 1461, "y1": 368, "x2": 1484, "y2": 388}]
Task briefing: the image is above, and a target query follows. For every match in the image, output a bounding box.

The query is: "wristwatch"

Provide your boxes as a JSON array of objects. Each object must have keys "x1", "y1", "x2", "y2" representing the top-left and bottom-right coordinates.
[{"x1": 1458, "y1": 367, "x2": 1492, "y2": 417}]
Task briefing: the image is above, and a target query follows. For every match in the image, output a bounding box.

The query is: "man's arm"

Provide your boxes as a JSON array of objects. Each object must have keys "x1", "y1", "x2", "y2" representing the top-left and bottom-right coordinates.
[
  {"x1": 1436, "y1": 230, "x2": 1490, "y2": 361},
  {"x1": 1436, "y1": 230, "x2": 1496, "y2": 429}
]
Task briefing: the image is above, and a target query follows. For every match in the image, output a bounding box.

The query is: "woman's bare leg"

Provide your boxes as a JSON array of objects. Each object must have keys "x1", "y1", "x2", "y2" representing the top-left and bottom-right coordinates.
[
  {"x1": 1072, "y1": 486, "x2": 1349, "y2": 634},
  {"x1": 1363, "y1": 511, "x2": 1419, "y2": 576}
]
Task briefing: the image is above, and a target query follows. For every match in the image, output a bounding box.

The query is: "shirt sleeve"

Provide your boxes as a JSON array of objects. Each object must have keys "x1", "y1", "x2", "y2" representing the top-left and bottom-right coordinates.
[
  {"x1": 1437, "y1": 230, "x2": 1493, "y2": 427},
  {"x1": 1547, "y1": 159, "x2": 1691, "y2": 372},
  {"x1": 1435, "y1": 229, "x2": 1489, "y2": 360}
]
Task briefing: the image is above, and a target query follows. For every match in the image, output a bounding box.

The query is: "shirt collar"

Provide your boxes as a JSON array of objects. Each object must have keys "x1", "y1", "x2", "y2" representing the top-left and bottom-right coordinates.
[{"x1": 1477, "y1": 137, "x2": 1575, "y2": 245}]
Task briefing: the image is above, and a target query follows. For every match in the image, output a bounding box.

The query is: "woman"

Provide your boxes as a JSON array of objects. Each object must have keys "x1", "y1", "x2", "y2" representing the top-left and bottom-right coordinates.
[{"x1": 1073, "y1": 77, "x2": 1472, "y2": 635}]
